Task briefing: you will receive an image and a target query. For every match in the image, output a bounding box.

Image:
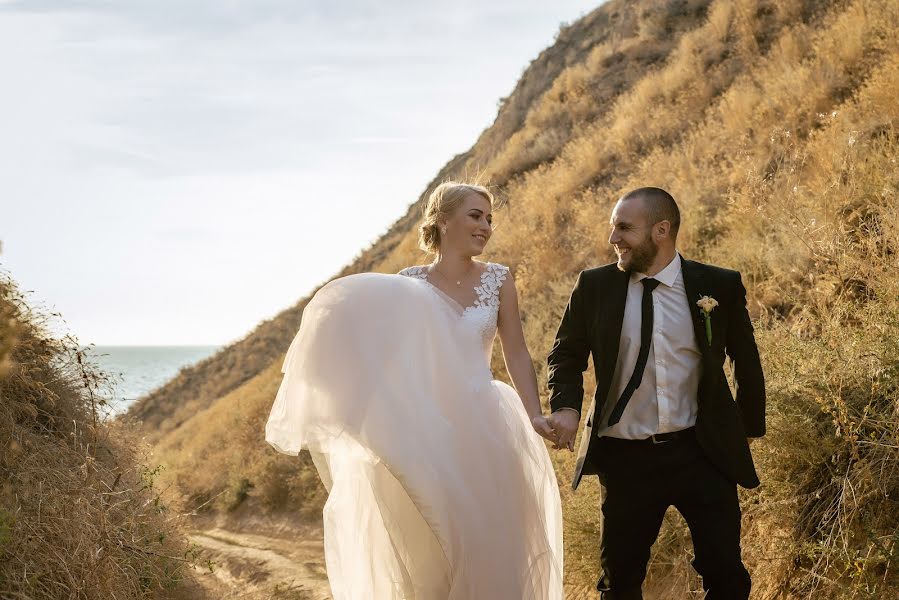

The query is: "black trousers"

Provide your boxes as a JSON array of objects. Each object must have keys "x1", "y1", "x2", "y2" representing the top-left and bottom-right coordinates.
[{"x1": 594, "y1": 429, "x2": 751, "y2": 600}]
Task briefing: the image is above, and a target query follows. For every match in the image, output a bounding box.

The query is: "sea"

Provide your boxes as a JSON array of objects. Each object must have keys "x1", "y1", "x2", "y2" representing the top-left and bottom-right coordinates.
[{"x1": 82, "y1": 345, "x2": 221, "y2": 414}]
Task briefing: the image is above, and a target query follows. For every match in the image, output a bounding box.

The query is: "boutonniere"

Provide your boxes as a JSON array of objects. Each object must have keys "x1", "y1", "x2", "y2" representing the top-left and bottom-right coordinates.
[{"x1": 696, "y1": 296, "x2": 719, "y2": 344}]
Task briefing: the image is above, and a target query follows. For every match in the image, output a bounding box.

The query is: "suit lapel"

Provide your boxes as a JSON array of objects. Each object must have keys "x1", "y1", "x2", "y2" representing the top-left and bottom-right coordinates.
[
  {"x1": 680, "y1": 255, "x2": 713, "y2": 363},
  {"x1": 602, "y1": 267, "x2": 630, "y2": 363}
]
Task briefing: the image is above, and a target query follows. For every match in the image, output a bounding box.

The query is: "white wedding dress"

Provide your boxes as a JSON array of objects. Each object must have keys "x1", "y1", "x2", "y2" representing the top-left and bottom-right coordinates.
[{"x1": 265, "y1": 263, "x2": 564, "y2": 599}]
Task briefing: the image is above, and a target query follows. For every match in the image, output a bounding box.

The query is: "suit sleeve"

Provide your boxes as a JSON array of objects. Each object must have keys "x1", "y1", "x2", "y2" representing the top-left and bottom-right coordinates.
[
  {"x1": 547, "y1": 271, "x2": 591, "y2": 415},
  {"x1": 725, "y1": 272, "x2": 766, "y2": 437}
]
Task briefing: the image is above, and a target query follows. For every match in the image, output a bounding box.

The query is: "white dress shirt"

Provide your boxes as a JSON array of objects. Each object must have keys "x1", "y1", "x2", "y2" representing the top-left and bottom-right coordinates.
[{"x1": 597, "y1": 253, "x2": 702, "y2": 439}]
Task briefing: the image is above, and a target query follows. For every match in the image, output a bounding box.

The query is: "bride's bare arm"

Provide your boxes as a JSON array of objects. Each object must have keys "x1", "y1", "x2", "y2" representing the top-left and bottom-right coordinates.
[{"x1": 497, "y1": 273, "x2": 558, "y2": 442}]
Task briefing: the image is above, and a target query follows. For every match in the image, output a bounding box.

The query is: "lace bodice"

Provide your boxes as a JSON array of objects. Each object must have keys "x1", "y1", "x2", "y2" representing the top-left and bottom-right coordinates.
[{"x1": 399, "y1": 262, "x2": 510, "y2": 356}]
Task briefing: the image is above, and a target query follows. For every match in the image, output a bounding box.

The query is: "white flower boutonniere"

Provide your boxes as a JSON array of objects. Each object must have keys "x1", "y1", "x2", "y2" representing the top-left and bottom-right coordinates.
[{"x1": 696, "y1": 296, "x2": 719, "y2": 344}]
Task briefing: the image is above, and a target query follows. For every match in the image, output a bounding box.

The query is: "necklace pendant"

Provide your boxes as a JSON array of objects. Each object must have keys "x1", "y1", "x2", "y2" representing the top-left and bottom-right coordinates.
[{"x1": 456, "y1": 281, "x2": 461, "y2": 286}]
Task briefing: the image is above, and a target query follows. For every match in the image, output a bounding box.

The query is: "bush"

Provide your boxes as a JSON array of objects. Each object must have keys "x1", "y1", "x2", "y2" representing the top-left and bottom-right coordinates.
[{"x1": 0, "y1": 273, "x2": 205, "y2": 599}]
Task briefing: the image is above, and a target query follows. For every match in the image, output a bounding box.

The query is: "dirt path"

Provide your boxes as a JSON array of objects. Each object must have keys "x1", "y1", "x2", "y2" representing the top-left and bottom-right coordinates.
[
  {"x1": 188, "y1": 526, "x2": 332, "y2": 599},
  {"x1": 182, "y1": 523, "x2": 616, "y2": 600},
  {"x1": 184, "y1": 525, "x2": 612, "y2": 599}
]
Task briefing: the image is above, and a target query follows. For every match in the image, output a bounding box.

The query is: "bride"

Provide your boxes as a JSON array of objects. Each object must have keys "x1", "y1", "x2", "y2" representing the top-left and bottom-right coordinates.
[{"x1": 265, "y1": 181, "x2": 564, "y2": 599}]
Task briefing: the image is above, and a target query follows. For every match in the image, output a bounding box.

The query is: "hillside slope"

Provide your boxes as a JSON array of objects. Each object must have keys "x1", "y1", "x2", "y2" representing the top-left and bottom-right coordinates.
[
  {"x1": 0, "y1": 273, "x2": 209, "y2": 599},
  {"x1": 140, "y1": 0, "x2": 899, "y2": 597},
  {"x1": 128, "y1": 0, "x2": 692, "y2": 441}
]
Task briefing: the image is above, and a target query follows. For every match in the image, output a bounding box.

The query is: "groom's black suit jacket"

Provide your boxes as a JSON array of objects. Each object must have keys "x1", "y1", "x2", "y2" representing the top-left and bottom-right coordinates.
[{"x1": 548, "y1": 256, "x2": 766, "y2": 490}]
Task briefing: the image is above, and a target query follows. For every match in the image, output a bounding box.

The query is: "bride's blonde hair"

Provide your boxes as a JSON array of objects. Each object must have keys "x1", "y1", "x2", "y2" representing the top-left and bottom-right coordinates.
[{"x1": 419, "y1": 182, "x2": 495, "y2": 254}]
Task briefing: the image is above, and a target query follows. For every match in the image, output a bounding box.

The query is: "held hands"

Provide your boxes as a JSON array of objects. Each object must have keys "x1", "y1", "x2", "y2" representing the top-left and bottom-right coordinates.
[
  {"x1": 531, "y1": 410, "x2": 579, "y2": 452},
  {"x1": 531, "y1": 415, "x2": 558, "y2": 445},
  {"x1": 547, "y1": 409, "x2": 579, "y2": 452}
]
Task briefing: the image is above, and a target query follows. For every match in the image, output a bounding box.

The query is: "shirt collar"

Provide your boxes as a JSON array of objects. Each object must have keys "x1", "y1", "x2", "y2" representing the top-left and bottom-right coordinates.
[{"x1": 632, "y1": 252, "x2": 681, "y2": 288}]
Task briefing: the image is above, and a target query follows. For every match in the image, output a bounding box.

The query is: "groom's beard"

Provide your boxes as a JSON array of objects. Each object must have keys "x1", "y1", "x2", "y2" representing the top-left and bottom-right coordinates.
[{"x1": 617, "y1": 235, "x2": 659, "y2": 273}]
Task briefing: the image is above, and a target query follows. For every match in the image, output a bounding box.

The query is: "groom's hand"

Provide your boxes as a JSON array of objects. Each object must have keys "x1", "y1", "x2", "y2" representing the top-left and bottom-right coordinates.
[{"x1": 548, "y1": 409, "x2": 579, "y2": 452}]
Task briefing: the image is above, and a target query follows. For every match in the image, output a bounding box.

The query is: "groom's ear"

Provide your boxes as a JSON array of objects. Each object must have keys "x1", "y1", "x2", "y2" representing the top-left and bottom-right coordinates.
[{"x1": 653, "y1": 220, "x2": 672, "y2": 239}]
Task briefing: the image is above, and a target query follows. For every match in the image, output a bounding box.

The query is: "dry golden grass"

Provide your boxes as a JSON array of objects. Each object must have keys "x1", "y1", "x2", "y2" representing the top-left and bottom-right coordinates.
[
  {"x1": 151, "y1": 359, "x2": 326, "y2": 520},
  {"x1": 138, "y1": 0, "x2": 899, "y2": 597},
  {"x1": 0, "y1": 274, "x2": 209, "y2": 599}
]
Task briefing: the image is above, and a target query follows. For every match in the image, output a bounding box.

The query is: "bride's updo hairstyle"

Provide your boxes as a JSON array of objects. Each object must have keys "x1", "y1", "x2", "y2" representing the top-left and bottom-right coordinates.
[{"x1": 419, "y1": 181, "x2": 495, "y2": 254}]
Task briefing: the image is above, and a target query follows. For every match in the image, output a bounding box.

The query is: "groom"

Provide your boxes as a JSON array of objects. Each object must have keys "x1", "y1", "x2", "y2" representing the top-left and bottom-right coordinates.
[{"x1": 547, "y1": 187, "x2": 765, "y2": 600}]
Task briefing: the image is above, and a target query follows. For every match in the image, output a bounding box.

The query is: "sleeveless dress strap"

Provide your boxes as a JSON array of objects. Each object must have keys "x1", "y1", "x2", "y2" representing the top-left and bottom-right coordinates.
[
  {"x1": 398, "y1": 266, "x2": 428, "y2": 280},
  {"x1": 474, "y1": 263, "x2": 509, "y2": 310}
]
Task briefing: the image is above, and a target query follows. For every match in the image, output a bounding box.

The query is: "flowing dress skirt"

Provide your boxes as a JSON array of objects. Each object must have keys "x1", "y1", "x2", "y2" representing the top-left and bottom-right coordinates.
[{"x1": 266, "y1": 273, "x2": 563, "y2": 599}]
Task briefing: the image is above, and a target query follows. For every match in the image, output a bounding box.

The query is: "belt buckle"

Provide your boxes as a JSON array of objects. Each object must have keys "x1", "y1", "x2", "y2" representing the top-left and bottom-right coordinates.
[{"x1": 651, "y1": 434, "x2": 669, "y2": 445}]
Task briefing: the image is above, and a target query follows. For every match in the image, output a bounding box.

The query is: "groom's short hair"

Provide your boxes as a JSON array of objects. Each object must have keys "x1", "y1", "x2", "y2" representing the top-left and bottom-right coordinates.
[{"x1": 621, "y1": 187, "x2": 680, "y2": 237}]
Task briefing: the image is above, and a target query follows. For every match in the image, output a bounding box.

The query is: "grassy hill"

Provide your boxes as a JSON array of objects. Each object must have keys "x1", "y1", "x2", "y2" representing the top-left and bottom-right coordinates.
[
  {"x1": 134, "y1": 0, "x2": 899, "y2": 597},
  {"x1": 0, "y1": 273, "x2": 208, "y2": 599}
]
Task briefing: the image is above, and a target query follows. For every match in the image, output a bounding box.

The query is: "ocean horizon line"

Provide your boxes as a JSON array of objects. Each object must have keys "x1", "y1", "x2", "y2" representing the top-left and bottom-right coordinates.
[{"x1": 82, "y1": 343, "x2": 224, "y2": 349}]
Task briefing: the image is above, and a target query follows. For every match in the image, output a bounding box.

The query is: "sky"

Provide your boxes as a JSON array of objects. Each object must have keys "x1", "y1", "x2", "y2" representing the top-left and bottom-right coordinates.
[{"x1": 0, "y1": 0, "x2": 600, "y2": 346}]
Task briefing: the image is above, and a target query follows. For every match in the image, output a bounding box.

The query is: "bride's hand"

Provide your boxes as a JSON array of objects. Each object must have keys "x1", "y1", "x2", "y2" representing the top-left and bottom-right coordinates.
[{"x1": 530, "y1": 415, "x2": 559, "y2": 445}]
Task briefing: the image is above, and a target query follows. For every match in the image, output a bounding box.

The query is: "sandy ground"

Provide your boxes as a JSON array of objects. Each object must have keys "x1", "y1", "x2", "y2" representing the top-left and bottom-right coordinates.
[
  {"x1": 186, "y1": 523, "x2": 332, "y2": 600},
  {"x1": 183, "y1": 522, "x2": 608, "y2": 599},
  {"x1": 180, "y1": 515, "x2": 643, "y2": 599}
]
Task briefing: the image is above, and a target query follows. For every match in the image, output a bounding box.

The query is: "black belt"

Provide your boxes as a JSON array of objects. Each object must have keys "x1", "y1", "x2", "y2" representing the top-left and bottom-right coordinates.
[{"x1": 600, "y1": 426, "x2": 695, "y2": 446}]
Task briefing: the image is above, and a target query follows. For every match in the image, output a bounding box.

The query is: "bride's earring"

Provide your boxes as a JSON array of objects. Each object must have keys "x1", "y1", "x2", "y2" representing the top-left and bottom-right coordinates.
[{"x1": 441, "y1": 226, "x2": 447, "y2": 236}]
